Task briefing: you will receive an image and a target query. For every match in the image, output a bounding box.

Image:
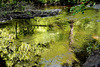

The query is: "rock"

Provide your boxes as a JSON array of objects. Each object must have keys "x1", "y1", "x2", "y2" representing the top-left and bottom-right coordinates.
[
  {"x1": 96, "y1": 20, "x2": 100, "y2": 22},
  {"x1": 87, "y1": 4, "x2": 100, "y2": 9},
  {"x1": 83, "y1": 50, "x2": 100, "y2": 67},
  {"x1": 47, "y1": 64, "x2": 62, "y2": 67},
  {"x1": 93, "y1": 4, "x2": 100, "y2": 9}
]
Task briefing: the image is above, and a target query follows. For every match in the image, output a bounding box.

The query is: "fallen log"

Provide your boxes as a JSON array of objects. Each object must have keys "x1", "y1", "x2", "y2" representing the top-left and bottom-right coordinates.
[{"x1": 0, "y1": 9, "x2": 62, "y2": 23}]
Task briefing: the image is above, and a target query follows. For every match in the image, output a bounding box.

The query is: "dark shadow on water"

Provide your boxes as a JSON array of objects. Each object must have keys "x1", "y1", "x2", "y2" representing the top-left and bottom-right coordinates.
[{"x1": 0, "y1": 57, "x2": 7, "y2": 67}]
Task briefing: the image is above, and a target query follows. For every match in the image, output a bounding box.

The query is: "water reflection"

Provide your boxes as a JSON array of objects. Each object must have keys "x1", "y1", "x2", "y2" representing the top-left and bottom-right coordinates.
[{"x1": 0, "y1": 7, "x2": 100, "y2": 67}]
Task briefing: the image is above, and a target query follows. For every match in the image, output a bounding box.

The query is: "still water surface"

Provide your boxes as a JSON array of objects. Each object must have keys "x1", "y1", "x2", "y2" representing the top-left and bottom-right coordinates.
[{"x1": 0, "y1": 5, "x2": 100, "y2": 67}]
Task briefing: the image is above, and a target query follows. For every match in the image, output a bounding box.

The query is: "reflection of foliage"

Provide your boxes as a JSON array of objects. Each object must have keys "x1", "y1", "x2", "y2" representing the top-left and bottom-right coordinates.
[
  {"x1": 0, "y1": 12, "x2": 71, "y2": 66},
  {"x1": 0, "y1": 23, "x2": 43, "y2": 67},
  {"x1": 32, "y1": 13, "x2": 69, "y2": 32},
  {"x1": 18, "y1": 19, "x2": 34, "y2": 36},
  {"x1": 0, "y1": 14, "x2": 70, "y2": 66},
  {"x1": 0, "y1": 8, "x2": 100, "y2": 67},
  {"x1": 0, "y1": 42, "x2": 43, "y2": 67}
]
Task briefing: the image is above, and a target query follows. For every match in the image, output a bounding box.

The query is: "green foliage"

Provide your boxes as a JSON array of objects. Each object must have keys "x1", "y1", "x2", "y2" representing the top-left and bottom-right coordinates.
[
  {"x1": 70, "y1": 1, "x2": 96, "y2": 15},
  {"x1": 70, "y1": 4, "x2": 86, "y2": 15},
  {"x1": 39, "y1": 0, "x2": 60, "y2": 3}
]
